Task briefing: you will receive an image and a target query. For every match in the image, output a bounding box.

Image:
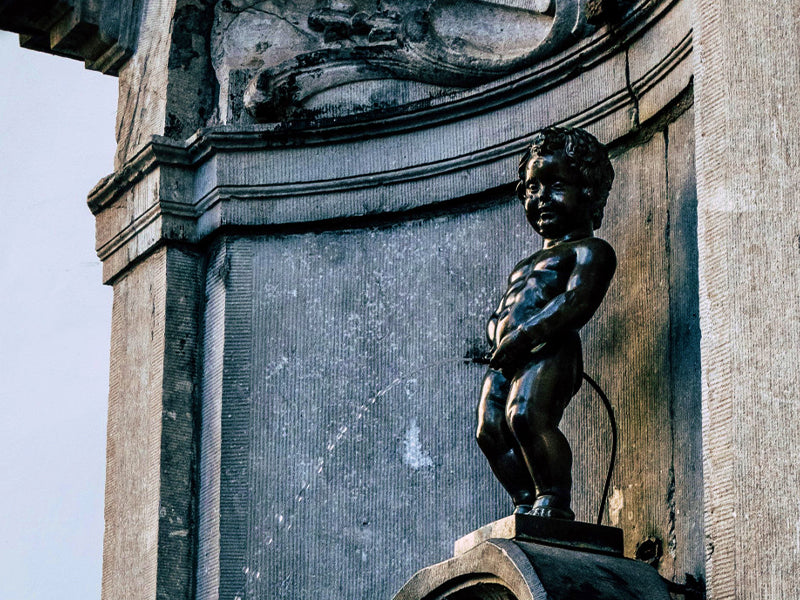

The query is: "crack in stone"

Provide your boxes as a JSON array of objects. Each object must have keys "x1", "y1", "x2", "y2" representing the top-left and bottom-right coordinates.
[{"x1": 624, "y1": 45, "x2": 640, "y2": 128}]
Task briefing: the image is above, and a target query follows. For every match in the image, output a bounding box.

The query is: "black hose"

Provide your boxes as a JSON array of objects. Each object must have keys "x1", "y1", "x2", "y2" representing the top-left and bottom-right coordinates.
[{"x1": 582, "y1": 372, "x2": 617, "y2": 526}]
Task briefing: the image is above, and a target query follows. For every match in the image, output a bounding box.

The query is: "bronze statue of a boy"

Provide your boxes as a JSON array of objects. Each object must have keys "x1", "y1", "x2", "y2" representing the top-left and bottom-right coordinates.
[{"x1": 477, "y1": 127, "x2": 616, "y2": 520}]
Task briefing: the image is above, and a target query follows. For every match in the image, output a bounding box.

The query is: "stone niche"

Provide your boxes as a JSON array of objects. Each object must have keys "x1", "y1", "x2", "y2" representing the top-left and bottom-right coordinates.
[{"x1": 189, "y1": 1, "x2": 700, "y2": 597}]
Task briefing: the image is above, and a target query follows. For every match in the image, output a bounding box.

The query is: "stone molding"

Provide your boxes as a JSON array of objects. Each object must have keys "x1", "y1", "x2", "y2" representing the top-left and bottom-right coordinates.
[
  {"x1": 89, "y1": 0, "x2": 691, "y2": 283},
  {"x1": 0, "y1": 0, "x2": 141, "y2": 74}
]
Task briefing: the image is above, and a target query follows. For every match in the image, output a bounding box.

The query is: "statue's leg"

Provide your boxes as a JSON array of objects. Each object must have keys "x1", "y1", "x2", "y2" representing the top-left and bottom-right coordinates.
[
  {"x1": 505, "y1": 332, "x2": 582, "y2": 519},
  {"x1": 476, "y1": 369, "x2": 537, "y2": 513}
]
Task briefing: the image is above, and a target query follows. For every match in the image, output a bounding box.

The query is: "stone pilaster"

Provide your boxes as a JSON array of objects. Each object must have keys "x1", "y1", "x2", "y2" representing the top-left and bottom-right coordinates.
[
  {"x1": 694, "y1": 1, "x2": 800, "y2": 598},
  {"x1": 101, "y1": 246, "x2": 203, "y2": 600}
]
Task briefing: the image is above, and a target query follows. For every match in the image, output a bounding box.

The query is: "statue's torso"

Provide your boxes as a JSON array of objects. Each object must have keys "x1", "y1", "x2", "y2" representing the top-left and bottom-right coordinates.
[{"x1": 489, "y1": 245, "x2": 578, "y2": 346}]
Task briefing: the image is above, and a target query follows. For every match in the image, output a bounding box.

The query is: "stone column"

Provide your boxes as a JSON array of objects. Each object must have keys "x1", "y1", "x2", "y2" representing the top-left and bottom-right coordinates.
[{"x1": 694, "y1": 1, "x2": 800, "y2": 598}]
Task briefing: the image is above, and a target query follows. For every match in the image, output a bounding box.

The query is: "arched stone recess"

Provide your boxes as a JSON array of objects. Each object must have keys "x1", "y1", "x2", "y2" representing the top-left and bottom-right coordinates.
[{"x1": 394, "y1": 540, "x2": 541, "y2": 600}]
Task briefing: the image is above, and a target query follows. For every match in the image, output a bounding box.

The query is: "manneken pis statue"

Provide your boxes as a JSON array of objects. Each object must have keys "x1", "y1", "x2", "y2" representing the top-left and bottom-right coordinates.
[{"x1": 476, "y1": 126, "x2": 616, "y2": 520}]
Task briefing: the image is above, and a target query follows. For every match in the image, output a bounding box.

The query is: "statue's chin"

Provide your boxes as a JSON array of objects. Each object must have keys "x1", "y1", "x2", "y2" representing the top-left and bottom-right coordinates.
[{"x1": 531, "y1": 219, "x2": 563, "y2": 239}]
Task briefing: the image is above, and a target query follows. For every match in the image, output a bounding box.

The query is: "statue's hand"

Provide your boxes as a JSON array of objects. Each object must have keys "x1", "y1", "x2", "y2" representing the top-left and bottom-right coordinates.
[{"x1": 489, "y1": 327, "x2": 533, "y2": 373}]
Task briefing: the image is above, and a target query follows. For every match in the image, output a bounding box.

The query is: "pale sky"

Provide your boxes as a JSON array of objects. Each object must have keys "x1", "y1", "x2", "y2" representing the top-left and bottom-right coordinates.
[{"x1": 0, "y1": 31, "x2": 117, "y2": 598}]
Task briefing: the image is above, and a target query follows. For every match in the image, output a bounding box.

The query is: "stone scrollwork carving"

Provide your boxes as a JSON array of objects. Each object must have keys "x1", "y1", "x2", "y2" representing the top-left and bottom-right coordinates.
[
  {"x1": 213, "y1": 0, "x2": 619, "y2": 122},
  {"x1": 307, "y1": 2, "x2": 403, "y2": 44}
]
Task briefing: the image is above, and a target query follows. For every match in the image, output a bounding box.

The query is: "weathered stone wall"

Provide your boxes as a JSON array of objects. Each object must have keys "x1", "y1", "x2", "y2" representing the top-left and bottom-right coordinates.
[
  {"x1": 102, "y1": 246, "x2": 202, "y2": 600},
  {"x1": 102, "y1": 249, "x2": 166, "y2": 600},
  {"x1": 197, "y1": 215, "x2": 507, "y2": 599},
  {"x1": 596, "y1": 105, "x2": 703, "y2": 583}
]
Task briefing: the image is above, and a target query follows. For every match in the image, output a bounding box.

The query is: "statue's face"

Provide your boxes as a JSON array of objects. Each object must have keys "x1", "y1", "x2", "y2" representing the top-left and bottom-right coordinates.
[{"x1": 521, "y1": 152, "x2": 592, "y2": 238}]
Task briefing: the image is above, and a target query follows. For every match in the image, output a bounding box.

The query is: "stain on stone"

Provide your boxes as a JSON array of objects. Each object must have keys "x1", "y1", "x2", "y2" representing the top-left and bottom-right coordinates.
[
  {"x1": 401, "y1": 9, "x2": 429, "y2": 42},
  {"x1": 667, "y1": 465, "x2": 677, "y2": 558},
  {"x1": 586, "y1": 0, "x2": 637, "y2": 26},
  {"x1": 165, "y1": 0, "x2": 218, "y2": 136},
  {"x1": 402, "y1": 420, "x2": 434, "y2": 469},
  {"x1": 169, "y1": 5, "x2": 205, "y2": 70},
  {"x1": 635, "y1": 536, "x2": 663, "y2": 567},
  {"x1": 608, "y1": 486, "x2": 624, "y2": 526},
  {"x1": 682, "y1": 574, "x2": 706, "y2": 600},
  {"x1": 165, "y1": 113, "x2": 184, "y2": 138}
]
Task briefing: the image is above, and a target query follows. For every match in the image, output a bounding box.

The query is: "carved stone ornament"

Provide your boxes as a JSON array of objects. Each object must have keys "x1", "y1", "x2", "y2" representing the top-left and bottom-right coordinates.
[{"x1": 211, "y1": 0, "x2": 635, "y2": 122}]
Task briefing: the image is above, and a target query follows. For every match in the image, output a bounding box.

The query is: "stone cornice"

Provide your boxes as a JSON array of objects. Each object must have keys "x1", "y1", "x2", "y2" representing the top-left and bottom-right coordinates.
[
  {"x1": 89, "y1": 139, "x2": 195, "y2": 214},
  {"x1": 0, "y1": 0, "x2": 141, "y2": 75}
]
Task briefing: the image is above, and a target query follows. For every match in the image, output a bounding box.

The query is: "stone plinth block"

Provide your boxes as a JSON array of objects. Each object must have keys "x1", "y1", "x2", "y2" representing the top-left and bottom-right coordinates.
[
  {"x1": 454, "y1": 515, "x2": 624, "y2": 557},
  {"x1": 394, "y1": 517, "x2": 669, "y2": 600}
]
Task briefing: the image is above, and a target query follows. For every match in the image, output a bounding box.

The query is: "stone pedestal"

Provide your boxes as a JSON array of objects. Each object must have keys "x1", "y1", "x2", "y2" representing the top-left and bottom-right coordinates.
[
  {"x1": 453, "y1": 515, "x2": 624, "y2": 557},
  {"x1": 394, "y1": 516, "x2": 670, "y2": 600}
]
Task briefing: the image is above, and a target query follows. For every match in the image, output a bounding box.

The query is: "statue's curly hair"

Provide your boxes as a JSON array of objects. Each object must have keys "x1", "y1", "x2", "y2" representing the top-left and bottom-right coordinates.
[{"x1": 516, "y1": 126, "x2": 615, "y2": 229}]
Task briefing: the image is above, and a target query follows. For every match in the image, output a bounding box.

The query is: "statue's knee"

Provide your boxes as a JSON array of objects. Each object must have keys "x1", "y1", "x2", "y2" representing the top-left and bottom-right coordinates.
[
  {"x1": 506, "y1": 401, "x2": 543, "y2": 438},
  {"x1": 505, "y1": 401, "x2": 524, "y2": 436}
]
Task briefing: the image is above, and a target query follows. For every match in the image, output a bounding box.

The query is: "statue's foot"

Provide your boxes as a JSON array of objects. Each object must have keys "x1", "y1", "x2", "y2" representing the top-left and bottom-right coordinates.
[
  {"x1": 528, "y1": 494, "x2": 575, "y2": 520},
  {"x1": 513, "y1": 504, "x2": 533, "y2": 515}
]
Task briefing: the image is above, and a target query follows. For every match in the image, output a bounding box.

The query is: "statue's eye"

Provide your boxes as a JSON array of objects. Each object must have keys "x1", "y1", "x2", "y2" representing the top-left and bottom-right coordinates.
[
  {"x1": 551, "y1": 181, "x2": 565, "y2": 191},
  {"x1": 526, "y1": 179, "x2": 541, "y2": 191}
]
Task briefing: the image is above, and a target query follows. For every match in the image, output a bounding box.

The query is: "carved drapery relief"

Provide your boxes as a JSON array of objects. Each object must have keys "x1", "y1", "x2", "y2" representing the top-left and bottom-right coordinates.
[{"x1": 212, "y1": 0, "x2": 622, "y2": 122}]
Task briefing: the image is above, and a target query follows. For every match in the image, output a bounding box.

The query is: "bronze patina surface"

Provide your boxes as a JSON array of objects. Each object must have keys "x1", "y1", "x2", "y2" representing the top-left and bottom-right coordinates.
[{"x1": 476, "y1": 127, "x2": 616, "y2": 520}]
